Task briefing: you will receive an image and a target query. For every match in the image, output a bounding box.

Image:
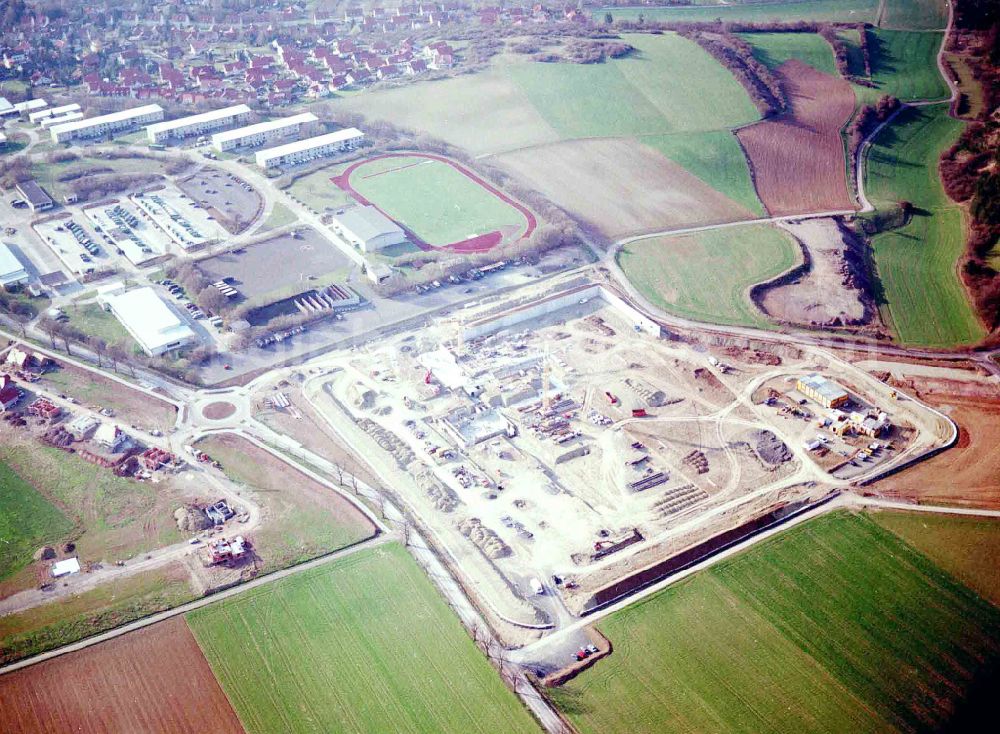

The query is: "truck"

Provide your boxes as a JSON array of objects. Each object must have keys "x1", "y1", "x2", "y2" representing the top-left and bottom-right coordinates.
[{"x1": 529, "y1": 577, "x2": 544, "y2": 596}]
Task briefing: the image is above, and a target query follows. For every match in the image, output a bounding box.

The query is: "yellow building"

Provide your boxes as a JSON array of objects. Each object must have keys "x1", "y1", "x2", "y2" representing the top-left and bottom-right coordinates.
[{"x1": 797, "y1": 373, "x2": 849, "y2": 409}]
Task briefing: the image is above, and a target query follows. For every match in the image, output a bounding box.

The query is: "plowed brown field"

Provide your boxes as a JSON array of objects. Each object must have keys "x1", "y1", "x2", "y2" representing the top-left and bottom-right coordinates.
[
  {"x1": 0, "y1": 618, "x2": 245, "y2": 734},
  {"x1": 736, "y1": 60, "x2": 857, "y2": 216},
  {"x1": 495, "y1": 138, "x2": 755, "y2": 240},
  {"x1": 873, "y1": 375, "x2": 1000, "y2": 509}
]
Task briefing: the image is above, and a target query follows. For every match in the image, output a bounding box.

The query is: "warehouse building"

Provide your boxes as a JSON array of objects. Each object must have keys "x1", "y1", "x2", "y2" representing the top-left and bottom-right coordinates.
[
  {"x1": 28, "y1": 102, "x2": 80, "y2": 124},
  {"x1": 0, "y1": 243, "x2": 29, "y2": 289},
  {"x1": 15, "y1": 180, "x2": 54, "y2": 212},
  {"x1": 796, "y1": 373, "x2": 850, "y2": 409},
  {"x1": 211, "y1": 112, "x2": 317, "y2": 152},
  {"x1": 50, "y1": 104, "x2": 164, "y2": 143},
  {"x1": 255, "y1": 127, "x2": 364, "y2": 169},
  {"x1": 103, "y1": 286, "x2": 197, "y2": 356},
  {"x1": 331, "y1": 205, "x2": 406, "y2": 252},
  {"x1": 146, "y1": 104, "x2": 252, "y2": 144}
]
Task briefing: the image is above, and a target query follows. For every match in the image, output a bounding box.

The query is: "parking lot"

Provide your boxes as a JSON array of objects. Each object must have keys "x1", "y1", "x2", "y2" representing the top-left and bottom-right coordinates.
[
  {"x1": 196, "y1": 227, "x2": 353, "y2": 307},
  {"x1": 33, "y1": 216, "x2": 110, "y2": 276},
  {"x1": 176, "y1": 167, "x2": 263, "y2": 234},
  {"x1": 83, "y1": 201, "x2": 172, "y2": 265},
  {"x1": 129, "y1": 185, "x2": 228, "y2": 251}
]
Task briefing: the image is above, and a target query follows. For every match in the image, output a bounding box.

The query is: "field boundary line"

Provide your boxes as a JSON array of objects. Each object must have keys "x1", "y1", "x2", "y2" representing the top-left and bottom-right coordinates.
[{"x1": 0, "y1": 534, "x2": 391, "y2": 677}]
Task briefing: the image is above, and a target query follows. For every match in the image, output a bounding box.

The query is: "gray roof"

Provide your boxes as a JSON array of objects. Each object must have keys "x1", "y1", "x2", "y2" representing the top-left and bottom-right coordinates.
[
  {"x1": 333, "y1": 205, "x2": 404, "y2": 243},
  {"x1": 15, "y1": 180, "x2": 53, "y2": 208}
]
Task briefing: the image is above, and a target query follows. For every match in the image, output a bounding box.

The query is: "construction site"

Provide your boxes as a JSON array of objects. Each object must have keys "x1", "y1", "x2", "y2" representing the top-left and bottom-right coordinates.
[{"x1": 295, "y1": 281, "x2": 954, "y2": 636}]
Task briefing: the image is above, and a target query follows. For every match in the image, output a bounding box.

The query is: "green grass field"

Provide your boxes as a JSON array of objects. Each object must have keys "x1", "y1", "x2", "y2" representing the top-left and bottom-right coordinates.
[
  {"x1": 872, "y1": 511, "x2": 1000, "y2": 607},
  {"x1": 618, "y1": 224, "x2": 797, "y2": 328},
  {"x1": 507, "y1": 33, "x2": 758, "y2": 139},
  {"x1": 259, "y1": 201, "x2": 298, "y2": 231},
  {"x1": 349, "y1": 156, "x2": 527, "y2": 246},
  {"x1": 0, "y1": 462, "x2": 74, "y2": 581},
  {"x1": 741, "y1": 32, "x2": 839, "y2": 76},
  {"x1": 551, "y1": 511, "x2": 1000, "y2": 734},
  {"x1": 864, "y1": 105, "x2": 983, "y2": 345},
  {"x1": 869, "y1": 29, "x2": 949, "y2": 101},
  {"x1": 64, "y1": 302, "x2": 135, "y2": 348},
  {"x1": 640, "y1": 132, "x2": 765, "y2": 216},
  {"x1": 595, "y1": 0, "x2": 880, "y2": 24},
  {"x1": 838, "y1": 27, "x2": 869, "y2": 77},
  {"x1": 187, "y1": 543, "x2": 537, "y2": 734},
  {"x1": 285, "y1": 168, "x2": 353, "y2": 213},
  {"x1": 883, "y1": 0, "x2": 949, "y2": 30}
]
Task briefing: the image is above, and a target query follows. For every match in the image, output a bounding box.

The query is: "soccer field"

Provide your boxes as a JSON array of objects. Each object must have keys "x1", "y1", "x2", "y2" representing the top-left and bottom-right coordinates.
[
  {"x1": 342, "y1": 154, "x2": 533, "y2": 250},
  {"x1": 551, "y1": 511, "x2": 1000, "y2": 733},
  {"x1": 187, "y1": 543, "x2": 538, "y2": 734}
]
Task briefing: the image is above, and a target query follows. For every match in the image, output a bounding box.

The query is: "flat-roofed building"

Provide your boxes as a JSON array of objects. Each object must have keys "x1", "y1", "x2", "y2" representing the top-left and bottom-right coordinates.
[
  {"x1": 255, "y1": 127, "x2": 364, "y2": 169},
  {"x1": 50, "y1": 104, "x2": 163, "y2": 143},
  {"x1": 211, "y1": 112, "x2": 317, "y2": 152},
  {"x1": 13, "y1": 98, "x2": 47, "y2": 114},
  {"x1": 146, "y1": 104, "x2": 252, "y2": 144},
  {"x1": 796, "y1": 373, "x2": 850, "y2": 409},
  {"x1": 0, "y1": 242, "x2": 29, "y2": 289},
  {"x1": 40, "y1": 110, "x2": 84, "y2": 129},
  {"x1": 104, "y1": 286, "x2": 197, "y2": 356},
  {"x1": 15, "y1": 180, "x2": 54, "y2": 212},
  {"x1": 0, "y1": 97, "x2": 15, "y2": 116},
  {"x1": 29, "y1": 102, "x2": 80, "y2": 124},
  {"x1": 331, "y1": 205, "x2": 406, "y2": 252}
]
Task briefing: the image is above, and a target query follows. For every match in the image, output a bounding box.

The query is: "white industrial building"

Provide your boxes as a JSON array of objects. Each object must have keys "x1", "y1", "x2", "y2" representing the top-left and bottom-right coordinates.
[
  {"x1": 0, "y1": 243, "x2": 30, "y2": 289},
  {"x1": 103, "y1": 286, "x2": 197, "y2": 356},
  {"x1": 146, "y1": 104, "x2": 253, "y2": 144},
  {"x1": 211, "y1": 112, "x2": 317, "y2": 152},
  {"x1": 29, "y1": 102, "x2": 80, "y2": 124},
  {"x1": 41, "y1": 111, "x2": 85, "y2": 129},
  {"x1": 50, "y1": 104, "x2": 164, "y2": 143},
  {"x1": 0, "y1": 97, "x2": 15, "y2": 116},
  {"x1": 331, "y1": 205, "x2": 407, "y2": 252},
  {"x1": 13, "y1": 99, "x2": 47, "y2": 114},
  {"x1": 255, "y1": 127, "x2": 364, "y2": 169}
]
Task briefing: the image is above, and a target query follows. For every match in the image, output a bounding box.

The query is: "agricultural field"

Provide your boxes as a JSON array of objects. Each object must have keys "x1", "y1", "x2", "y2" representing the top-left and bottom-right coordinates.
[
  {"x1": 882, "y1": 0, "x2": 949, "y2": 30},
  {"x1": 0, "y1": 561, "x2": 194, "y2": 666},
  {"x1": 0, "y1": 461, "x2": 73, "y2": 583},
  {"x1": 0, "y1": 431, "x2": 186, "y2": 581},
  {"x1": 337, "y1": 154, "x2": 533, "y2": 251},
  {"x1": 497, "y1": 138, "x2": 755, "y2": 240},
  {"x1": 0, "y1": 618, "x2": 244, "y2": 734},
  {"x1": 864, "y1": 105, "x2": 983, "y2": 345},
  {"x1": 639, "y1": 131, "x2": 765, "y2": 217},
  {"x1": 736, "y1": 61, "x2": 856, "y2": 216},
  {"x1": 506, "y1": 33, "x2": 758, "y2": 139},
  {"x1": 741, "y1": 32, "x2": 838, "y2": 76},
  {"x1": 594, "y1": 0, "x2": 880, "y2": 25},
  {"x1": 196, "y1": 433, "x2": 375, "y2": 572},
  {"x1": 872, "y1": 511, "x2": 1000, "y2": 607},
  {"x1": 869, "y1": 30, "x2": 950, "y2": 102},
  {"x1": 618, "y1": 224, "x2": 798, "y2": 328},
  {"x1": 550, "y1": 511, "x2": 1000, "y2": 734},
  {"x1": 187, "y1": 543, "x2": 538, "y2": 734}
]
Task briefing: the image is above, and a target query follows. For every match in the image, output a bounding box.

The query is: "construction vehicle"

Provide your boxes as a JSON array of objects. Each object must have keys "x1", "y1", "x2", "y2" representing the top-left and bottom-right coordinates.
[
  {"x1": 605, "y1": 391, "x2": 618, "y2": 405},
  {"x1": 631, "y1": 408, "x2": 648, "y2": 418}
]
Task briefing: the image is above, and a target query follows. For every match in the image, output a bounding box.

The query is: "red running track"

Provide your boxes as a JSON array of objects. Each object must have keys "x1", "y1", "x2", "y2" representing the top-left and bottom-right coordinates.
[{"x1": 331, "y1": 152, "x2": 536, "y2": 254}]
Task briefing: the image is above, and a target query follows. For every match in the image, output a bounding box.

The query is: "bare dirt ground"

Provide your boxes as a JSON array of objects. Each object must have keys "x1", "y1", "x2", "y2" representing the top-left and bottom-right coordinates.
[
  {"x1": 736, "y1": 60, "x2": 857, "y2": 216},
  {"x1": 0, "y1": 618, "x2": 245, "y2": 733},
  {"x1": 870, "y1": 370, "x2": 1000, "y2": 508},
  {"x1": 34, "y1": 362, "x2": 177, "y2": 433},
  {"x1": 758, "y1": 218, "x2": 870, "y2": 327},
  {"x1": 202, "y1": 400, "x2": 237, "y2": 420},
  {"x1": 494, "y1": 137, "x2": 755, "y2": 240}
]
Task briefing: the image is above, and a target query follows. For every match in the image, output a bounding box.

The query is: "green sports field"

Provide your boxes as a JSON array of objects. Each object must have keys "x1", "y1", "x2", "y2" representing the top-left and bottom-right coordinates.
[
  {"x1": 741, "y1": 32, "x2": 838, "y2": 76},
  {"x1": 618, "y1": 224, "x2": 797, "y2": 328},
  {"x1": 347, "y1": 156, "x2": 528, "y2": 247},
  {"x1": 872, "y1": 511, "x2": 1000, "y2": 607},
  {"x1": 864, "y1": 105, "x2": 983, "y2": 345},
  {"x1": 551, "y1": 511, "x2": 1000, "y2": 734},
  {"x1": 0, "y1": 461, "x2": 74, "y2": 581},
  {"x1": 640, "y1": 132, "x2": 765, "y2": 216},
  {"x1": 187, "y1": 543, "x2": 537, "y2": 734}
]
